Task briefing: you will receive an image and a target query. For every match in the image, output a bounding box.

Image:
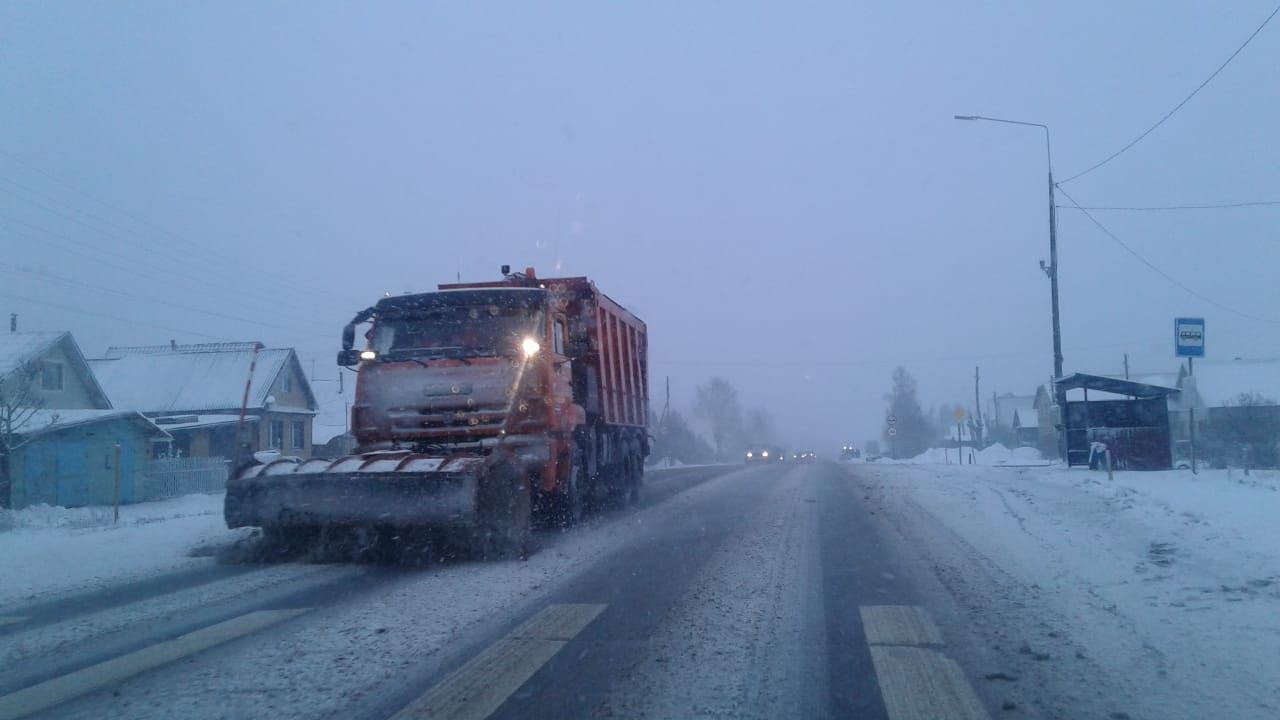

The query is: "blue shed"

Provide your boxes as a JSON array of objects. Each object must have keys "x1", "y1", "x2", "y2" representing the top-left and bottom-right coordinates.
[{"x1": 6, "y1": 410, "x2": 170, "y2": 509}]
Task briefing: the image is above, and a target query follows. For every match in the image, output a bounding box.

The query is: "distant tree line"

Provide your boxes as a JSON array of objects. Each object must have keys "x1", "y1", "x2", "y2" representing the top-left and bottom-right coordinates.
[{"x1": 649, "y1": 376, "x2": 781, "y2": 465}]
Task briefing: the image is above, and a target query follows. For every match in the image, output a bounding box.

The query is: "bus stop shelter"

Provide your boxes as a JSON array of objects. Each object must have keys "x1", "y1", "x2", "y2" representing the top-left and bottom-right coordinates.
[{"x1": 1056, "y1": 373, "x2": 1180, "y2": 470}]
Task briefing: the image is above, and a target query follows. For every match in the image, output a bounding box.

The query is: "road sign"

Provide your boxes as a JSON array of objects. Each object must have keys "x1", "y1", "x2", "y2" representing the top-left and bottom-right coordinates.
[
  {"x1": 1175, "y1": 317, "x2": 1205, "y2": 358},
  {"x1": 887, "y1": 415, "x2": 897, "y2": 426},
  {"x1": 887, "y1": 427, "x2": 898, "y2": 437},
  {"x1": 953, "y1": 408, "x2": 965, "y2": 421}
]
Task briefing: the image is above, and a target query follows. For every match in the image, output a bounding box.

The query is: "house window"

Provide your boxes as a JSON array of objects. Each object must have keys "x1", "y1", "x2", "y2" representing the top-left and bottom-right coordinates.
[
  {"x1": 291, "y1": 421, "x2": 305, "y2": 449},
  {"x1": 281, "y1": 369, "x2": 292, "y2": 393},
  {"x1": 268, "y1": 420, "x2": 284, "y2": 449},
  {"x1": 41, "y1": 362, "x2": 63, "y2": 391},
  {"x1": 553, "y1": 318, "x2": 566, "y2": 355}
]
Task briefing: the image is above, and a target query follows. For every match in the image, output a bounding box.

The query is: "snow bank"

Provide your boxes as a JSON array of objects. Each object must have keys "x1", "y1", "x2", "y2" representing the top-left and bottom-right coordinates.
[
  {"x1": 0, "y1": 493, "x2": 243, "y2": 607},
  {"x1": 886, "y1": 443, "x2": 1049, "y2": 466},
  {"x1": 855, "y1": 463, "x2": 1280, "y2": 719}
]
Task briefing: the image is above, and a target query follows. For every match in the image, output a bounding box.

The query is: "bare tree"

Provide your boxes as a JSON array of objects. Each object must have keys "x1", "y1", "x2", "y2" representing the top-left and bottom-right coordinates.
[
  {"x1": 694, "y1": 377, "x2": 743, "y2": 461},
  {"x1": 1, "y1": 359, "x2": 53, "y2": 508}
]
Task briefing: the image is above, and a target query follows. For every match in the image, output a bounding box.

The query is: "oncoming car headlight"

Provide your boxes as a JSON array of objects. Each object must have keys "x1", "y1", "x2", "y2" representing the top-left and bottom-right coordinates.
[{"x1": 521, "y1": 337, "x2": 541, "y2": 357}]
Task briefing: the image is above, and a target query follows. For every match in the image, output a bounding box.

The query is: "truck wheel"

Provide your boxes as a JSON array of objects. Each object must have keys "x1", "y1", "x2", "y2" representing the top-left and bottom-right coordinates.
[
  {"x1": 626, "y1": 454, "x2": 643, "y2": 507},
  {"x1": 562, "y1": 451, "x2": 586, "y2": 526},
  {"x1": 473, "y1": 459, "x2": 532, "y2": 560},
  {"x1": 261, "y1": 524, "x2": 318, "y2": 559}
]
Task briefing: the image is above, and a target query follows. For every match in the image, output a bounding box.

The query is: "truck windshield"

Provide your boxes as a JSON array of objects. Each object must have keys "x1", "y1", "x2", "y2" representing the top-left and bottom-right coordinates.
[{"x1": 372, "y1": 305, "x2": 543, "y2": 358}]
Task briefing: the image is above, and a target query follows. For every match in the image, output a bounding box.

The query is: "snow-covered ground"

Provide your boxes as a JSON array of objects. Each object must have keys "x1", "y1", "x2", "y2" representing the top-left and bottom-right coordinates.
[
  {"x1": 882, "y1": 442, "x2": 1050, "y2": 466},
  {"x1": 0, "y1": 493, "x2": 244, "y2": 607},
  {"x1": 854, "y1": 462, "x2": 1280, "y2": 720}
]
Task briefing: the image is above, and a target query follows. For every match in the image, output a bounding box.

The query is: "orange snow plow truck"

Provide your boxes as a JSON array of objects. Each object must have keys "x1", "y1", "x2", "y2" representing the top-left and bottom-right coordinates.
[{"x1": 224, "y1": 267, "x2": 649, "y2": 556}]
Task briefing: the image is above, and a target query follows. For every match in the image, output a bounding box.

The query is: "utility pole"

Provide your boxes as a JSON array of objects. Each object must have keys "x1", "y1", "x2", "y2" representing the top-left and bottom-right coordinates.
[
  {"x1": 973, "y1": 366, "x2": 984, "y2": 449},
  {"x1": 955, "y1": 114, "x2": 1065, "y2": 458},
  {"x1": 1188, "y1": 357, "x2": 1197, "y2": 475},
  {"x1": 1123, "y1": 353, "x2": 1130, "y2": 380}
]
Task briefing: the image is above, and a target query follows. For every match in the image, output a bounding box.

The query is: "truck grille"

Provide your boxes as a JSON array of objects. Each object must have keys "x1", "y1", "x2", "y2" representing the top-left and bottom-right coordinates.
[{"x1": 386, "y1": 404, "x2": 509, "y2": 436}]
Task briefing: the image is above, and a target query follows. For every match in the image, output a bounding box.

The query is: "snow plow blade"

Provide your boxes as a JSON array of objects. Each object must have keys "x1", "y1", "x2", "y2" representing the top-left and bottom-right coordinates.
[{"x1": 224, "y1": 452, "x2": 491, "y2": 529}]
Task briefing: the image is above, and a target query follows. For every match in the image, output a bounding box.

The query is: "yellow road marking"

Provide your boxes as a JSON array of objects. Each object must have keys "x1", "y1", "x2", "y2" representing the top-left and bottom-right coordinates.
[
  {"x1": 860, "y1": 605, "x2": 944, "y2": 646},
  {"x1": 393, "y1": 603, "x2": 607, "y2": 720},
  {"x1": 861, "y1": 605, "x2": 990, "y2": 720},
  {"x1": 0, "y1": 617, "x2": 26, "y2": 629},
  {"x1": 868, "y1": 645, "x2": 990, "y2": 720},
  {"x1": 0, "y1": 608, "x2": 309, "y2": 720}
]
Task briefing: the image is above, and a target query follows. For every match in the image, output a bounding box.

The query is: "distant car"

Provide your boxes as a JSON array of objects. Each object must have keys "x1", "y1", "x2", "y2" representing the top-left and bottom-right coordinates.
[
  {"x1": 745, "y1": 447, "x2": 785, "y2": 463},
  {"x1": 793, "y1": 451, "x2": 816, "y2": 462}
]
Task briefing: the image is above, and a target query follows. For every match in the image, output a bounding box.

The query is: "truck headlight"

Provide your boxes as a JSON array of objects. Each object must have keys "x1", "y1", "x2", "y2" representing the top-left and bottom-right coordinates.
[
  {"x1": 521, "y1": 337, "x2": 541, "y2": 357},
  {"x1": 359, "y1": 350, "x2": 377, "y2": 361}
]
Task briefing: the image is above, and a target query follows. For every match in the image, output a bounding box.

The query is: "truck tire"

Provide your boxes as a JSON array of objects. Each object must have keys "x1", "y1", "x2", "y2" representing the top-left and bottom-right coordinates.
[
  {"x1": 260, "y1": 524, "x2": 318, "y2": 559},
  {"x1": 562, "y1": 449, "x2": 586, "y2": 526},
  {"x1": 472, "y1": 459, "x2": 531, "y2": 560},
  {"x1": 626, "y1": 453, "x2": 643, "y2": 507}
]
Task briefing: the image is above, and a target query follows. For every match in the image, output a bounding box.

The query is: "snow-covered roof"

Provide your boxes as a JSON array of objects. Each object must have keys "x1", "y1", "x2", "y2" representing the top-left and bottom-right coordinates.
[
  {"x1": 148, "y1": 413, "x2": 246, "y2": 431},
  {"x1": 989, "y1": 394, "x2": 1035, "y2": 428},
  {"x1": 1012, "y1": 407, "x2": 1039, "y2": 429},
  {"x1": 0, "y1": 331, "x2": 63, "y2": 378},
  {"x1": 0, "y1": 331, "x2": 111, "y2": 407},
  {"x1": 88, "y1": 344, "x2": 308, "y2": 413},
  {"x1": 1128, "y1": 372, "x2": 1181, "y2": 389},
  {"x1": 1184, "y1": 358, "x2": 1280, "y2": 407},
  {"x1": 15, "y1": 409, "x2": 169, "y2": 440}
]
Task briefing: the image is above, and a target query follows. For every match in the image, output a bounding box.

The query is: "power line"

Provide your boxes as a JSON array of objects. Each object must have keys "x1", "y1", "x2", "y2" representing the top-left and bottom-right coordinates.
[
  {"x1": 0, "y1": 151, "x2": 363, "y2": 310},
  {"x1": 1056, "y1": 185, "x2": 1280, "y2": 324},
  {"x1": 648, "y1": 337, "x2": 1170, "y2": 369},
  {"x1": 0, "y1": 211, "x2": 355, "y2": 322},
  {"x1": 0, "y1": 291, "x2": 237, "y2": 341},
  {"x1": 1058, "y1": 199, "x2": 1280, "y2": 211},
  {"x1": 0, "y1": 175, "x2": 358, "y2": 313},
  {"x1": 1060, "y1": 3, "x2": 1280, "y2": 184},
  {"x1": 0, "y1": 261, "x2": 333, "y2": 339}
]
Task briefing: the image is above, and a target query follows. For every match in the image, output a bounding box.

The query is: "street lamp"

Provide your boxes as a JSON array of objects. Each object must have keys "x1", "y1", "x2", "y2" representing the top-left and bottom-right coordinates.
[{"x1": 954, "y1": 114, "x2": 1063, "y2": 381}]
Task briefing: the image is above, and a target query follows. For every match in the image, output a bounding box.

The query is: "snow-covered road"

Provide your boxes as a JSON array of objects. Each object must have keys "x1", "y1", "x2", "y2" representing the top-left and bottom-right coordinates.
[
  {"x1": 7, "y1": 460, "x2": 1270, "y2": 719},
  {"x1": 856, "y1": 462, "x2": 1280, "y2": 720}
]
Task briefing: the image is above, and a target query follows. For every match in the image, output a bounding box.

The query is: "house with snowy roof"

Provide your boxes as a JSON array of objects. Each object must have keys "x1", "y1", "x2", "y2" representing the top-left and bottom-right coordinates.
[
  {"x1": 985, "y1": 393, "x2": 1039, "y2": 447},
  {"x1": 88, "y1": 342, "x2": 318, "y2": 460},
  {"x1": 1, "y1": 330, "x2": 169, "y2": 509},
  {"x1": 1174, "y1": 358, "x2": 1280, "y2": 467}
]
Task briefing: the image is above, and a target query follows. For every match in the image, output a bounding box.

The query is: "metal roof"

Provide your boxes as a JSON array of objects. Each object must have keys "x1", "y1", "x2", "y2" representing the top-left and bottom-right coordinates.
[
  {"x1": 16, "y1": 409, "x2": 170, "y2": 440},
  {"x1": 1055, "y1": 373, "x2": 1180, "y2": 399},
  {"x1": 88, "y1": 345, "x2": 312, "y2": 413}
]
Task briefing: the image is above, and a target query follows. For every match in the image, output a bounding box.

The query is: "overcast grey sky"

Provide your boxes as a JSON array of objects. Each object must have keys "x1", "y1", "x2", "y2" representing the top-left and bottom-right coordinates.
[{"x1": 2, "y1": 1, "x2": 1277, "y2": 450}]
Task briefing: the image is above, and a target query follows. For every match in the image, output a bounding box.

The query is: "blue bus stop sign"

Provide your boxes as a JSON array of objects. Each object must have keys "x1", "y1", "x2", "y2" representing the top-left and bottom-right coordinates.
[{"x1": 1175, "y1": 318, "x2": 1205, "y2": 357}]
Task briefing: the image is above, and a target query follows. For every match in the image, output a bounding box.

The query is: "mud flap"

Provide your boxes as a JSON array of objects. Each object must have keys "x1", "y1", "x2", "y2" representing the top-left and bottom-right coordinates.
[{"x1": 472, "y1": 456, "x2": 531, "y2": 559}]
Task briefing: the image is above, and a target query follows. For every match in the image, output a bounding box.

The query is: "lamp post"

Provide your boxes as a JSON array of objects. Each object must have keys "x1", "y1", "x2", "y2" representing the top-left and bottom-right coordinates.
[
  {"x1": 956, "y1": 114, "x2": 1066, "y2": 458},
  {"x1": 954, "y1": 115, "x2": 1062, "y2": 379}
]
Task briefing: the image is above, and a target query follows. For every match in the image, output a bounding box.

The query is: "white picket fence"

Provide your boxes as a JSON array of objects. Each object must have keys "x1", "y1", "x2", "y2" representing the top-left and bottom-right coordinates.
[{"x1": 141, "y1": 457, "x2": 230, "y2": 501}]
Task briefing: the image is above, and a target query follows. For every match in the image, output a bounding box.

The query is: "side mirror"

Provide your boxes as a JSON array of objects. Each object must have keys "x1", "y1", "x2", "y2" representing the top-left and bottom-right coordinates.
[
  {"x1": 341, "y1": 323, "x2": 356, "y2": 351},
  {"x1": 337, "y1": 349, "x2": 361, "y2": 367}
]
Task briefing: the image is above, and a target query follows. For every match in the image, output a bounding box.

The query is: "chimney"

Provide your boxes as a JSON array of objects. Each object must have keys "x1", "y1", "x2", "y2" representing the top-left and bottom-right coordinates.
[
  {"x1": 170, "y1": 339, "x2": 177, "y2": 351},
  {"x1": 9, "y1": 313, "x2": 15, "y2": 333}
]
